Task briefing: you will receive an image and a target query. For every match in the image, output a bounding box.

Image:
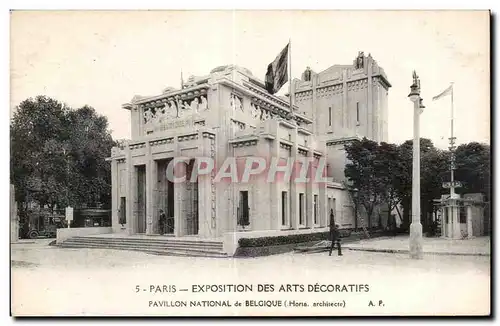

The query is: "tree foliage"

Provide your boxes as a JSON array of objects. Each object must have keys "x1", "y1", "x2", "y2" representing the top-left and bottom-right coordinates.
[
  {"x1": 10, "y1": 96, "x2": 116, "y2": 213},
  {"x1": 344, "y1": 138, "x2": 386, "y2": 228}
]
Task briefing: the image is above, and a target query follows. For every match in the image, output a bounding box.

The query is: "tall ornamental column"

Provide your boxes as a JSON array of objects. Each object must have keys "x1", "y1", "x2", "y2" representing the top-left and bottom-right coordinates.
[{"x1": 408, "y1": 71, "x2": 424, "y2": 260}]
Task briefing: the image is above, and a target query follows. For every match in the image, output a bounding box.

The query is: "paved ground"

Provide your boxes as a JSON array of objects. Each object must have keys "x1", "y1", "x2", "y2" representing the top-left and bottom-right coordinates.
[
  {"x1": 11, "y1": 239, "x2": 490, "y2": 316},
  {"x1": 343, "y1": 236, "x2": 490, "y2": 256}
]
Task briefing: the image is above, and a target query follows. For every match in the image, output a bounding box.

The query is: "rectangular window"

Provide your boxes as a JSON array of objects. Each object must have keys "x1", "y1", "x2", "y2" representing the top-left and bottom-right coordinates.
[
  {"x1": 356, "y1": 102, "x2": 360, "y2": 123},
  {"x1": 299, "y1": 193, "x2": 305, "y2": 225},
  {"x1": 281, "y1": 191, "x2": 288, "y2": 226},
  {"x1": 328, "y1": 107, "x2": 332, "y2": 126},
  {"x1": 314, "y1": 195, "x2": 318, "y2": 225}
]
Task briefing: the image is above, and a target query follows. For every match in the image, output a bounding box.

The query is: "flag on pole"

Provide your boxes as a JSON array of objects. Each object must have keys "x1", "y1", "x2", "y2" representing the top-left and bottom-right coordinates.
[
  {"x1": 265, "y1": 43, "x2": 289, "y2": 94},
  {"x1": 432, "y1": 84, "x2": 453, "y2": 101},
  {"x1": 181, "y1": 70, "x2": 184, "y2": 89}
]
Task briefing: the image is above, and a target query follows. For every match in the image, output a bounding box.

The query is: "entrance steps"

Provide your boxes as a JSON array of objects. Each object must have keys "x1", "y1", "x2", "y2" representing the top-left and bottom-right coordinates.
[{"x1": 58, "y1": 235, "x2": 228, "y2": 258}]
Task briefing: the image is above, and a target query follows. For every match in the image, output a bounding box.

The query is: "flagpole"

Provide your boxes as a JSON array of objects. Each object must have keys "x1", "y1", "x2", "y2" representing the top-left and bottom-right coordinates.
[
  {"x1": 289, "y1": 39, "x2": 292, "y2": 113},
  {"x1": 181, "y1": 69, "x2": 184, "y2": 89},
  {"x1": 449, "y1": 83, "x2": 456, "y2": 197}
]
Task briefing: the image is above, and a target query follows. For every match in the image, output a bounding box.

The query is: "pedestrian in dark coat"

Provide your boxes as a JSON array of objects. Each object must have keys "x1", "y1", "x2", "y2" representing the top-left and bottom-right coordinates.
[{"x1": 328, "y1": 209, "x2": 336, "y2": 256}]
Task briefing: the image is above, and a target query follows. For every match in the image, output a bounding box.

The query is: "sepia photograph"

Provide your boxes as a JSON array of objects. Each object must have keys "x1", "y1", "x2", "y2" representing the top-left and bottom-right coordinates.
[{"x1": 9, "y1": 9, "x2": 491, "y2": 317}]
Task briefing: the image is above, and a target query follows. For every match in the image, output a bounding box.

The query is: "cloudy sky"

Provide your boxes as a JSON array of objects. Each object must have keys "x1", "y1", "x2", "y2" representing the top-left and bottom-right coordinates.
[{"x1": 10, "y1": 10, "x2": 490, "y2": 149}]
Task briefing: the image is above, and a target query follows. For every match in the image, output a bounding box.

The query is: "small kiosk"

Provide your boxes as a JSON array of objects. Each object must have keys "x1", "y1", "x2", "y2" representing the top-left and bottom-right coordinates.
[{"x1": 434, "y1": 193, "x2": 486, "y2": 239}]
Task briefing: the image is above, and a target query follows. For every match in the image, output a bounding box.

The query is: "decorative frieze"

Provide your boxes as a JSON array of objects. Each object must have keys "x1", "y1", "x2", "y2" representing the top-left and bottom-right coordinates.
[
  {"x1": 231, "y1": 93, "x2": 244, "y2": 112},
  {"x1": 347, "y1": 79, "x2": 368, "y2": 92},
  {"x1": 140, "y1": 90, "x2": 209, "y2": 128},
  {"x1": 295, "y1": 90, "x2": 313, "y2": 100},
  {"x1": 317, "y1": 84, "x2": 343, "y2": 98}
]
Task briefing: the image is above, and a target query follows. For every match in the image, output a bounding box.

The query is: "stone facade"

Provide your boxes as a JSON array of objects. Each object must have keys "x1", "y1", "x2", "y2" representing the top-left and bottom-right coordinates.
[{"x1": 108, "y1": 52, "x2": 391, "y2": 238}]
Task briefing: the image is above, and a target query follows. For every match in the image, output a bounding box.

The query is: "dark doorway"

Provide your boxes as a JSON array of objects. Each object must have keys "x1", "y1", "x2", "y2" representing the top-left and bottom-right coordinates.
[
  {"x1": 299, "y1": 193, "x2": 305, "y2": 225},
  {"x1": 157, "y1": 159, "x2": 175, "y2": 234},
  {"x1": 238, "y1": 190, "x2": 250, "y2": 228},
  {"x1": 281, "y1": 191, "x2": 288, "y2": 226}
]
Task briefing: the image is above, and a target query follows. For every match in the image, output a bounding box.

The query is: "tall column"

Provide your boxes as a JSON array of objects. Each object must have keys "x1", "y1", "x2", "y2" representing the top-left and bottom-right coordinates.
[
  {"x1": 111, "y1": 159, "x2": 119, "y2": 233},
  {"x1": 145, "y1": 142, "x2": 152, "y2": 235},
  {"x1": 174, "y1": 155, "x2": 186, "y2": 237},
  {"x1": 125, "y1": 145, "x2": 134, "y2": 235},
  {"x1": 408, "y1": 73, "x2": 423, "y2": 259},
  {"x1": 197, "y1": 132, "x2": 213, "y2": 238}
]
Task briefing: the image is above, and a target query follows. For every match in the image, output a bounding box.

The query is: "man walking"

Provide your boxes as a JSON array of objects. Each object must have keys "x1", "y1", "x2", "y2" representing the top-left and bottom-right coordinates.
[{"x1": 328, "y1": 209, "x2": 336, "y2": 256}]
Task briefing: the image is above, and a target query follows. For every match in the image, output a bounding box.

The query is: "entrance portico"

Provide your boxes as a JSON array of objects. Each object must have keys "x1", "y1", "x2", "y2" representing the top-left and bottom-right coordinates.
[{"x1": 109, "y1": 129, "x2": 217, "y2": 238}]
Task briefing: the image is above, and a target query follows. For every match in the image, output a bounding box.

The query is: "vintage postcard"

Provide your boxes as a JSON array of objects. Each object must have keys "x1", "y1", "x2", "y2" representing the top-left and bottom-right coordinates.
[{"x1": 9, "y1": 10, "x2": 491, "y2": 317}]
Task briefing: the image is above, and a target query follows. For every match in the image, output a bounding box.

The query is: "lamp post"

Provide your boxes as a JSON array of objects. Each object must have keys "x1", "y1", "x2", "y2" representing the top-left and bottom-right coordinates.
[{"x1": 408, "y1": 71, "x2": 424, "y2": 259}]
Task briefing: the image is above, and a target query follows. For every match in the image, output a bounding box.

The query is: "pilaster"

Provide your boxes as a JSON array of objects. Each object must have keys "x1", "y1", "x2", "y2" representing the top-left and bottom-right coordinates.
[
  {"x1": 305, "y1": 149, "x2": 314, "y2": 228},
  {"x1": 367, "y1": 60, "x2": 374, "y2": 139},
  {"x1": 318, "y1": 156, "x2": 327, "y2": 227},
  {"x1": 342, "y1": 70, "x2": 348, "y2": 130},
  {"x1": 197, "y1": 131, "x2": 214, "y2": 238},
  {"x1": 290, "y1": 127, "x2": 299, "y2": 229},
  {"x1": 111, "y1": 159, "x2": 119, "y2": 233},
  {"x1": 269, "y1": 120, "x2": 281, "y2": 230},
  {"x1": 145, "y1": 141, "x2": 155, "y2": 235},
  {"x1": 312, "y1": 75, "x2": 318, "y2": 134}
]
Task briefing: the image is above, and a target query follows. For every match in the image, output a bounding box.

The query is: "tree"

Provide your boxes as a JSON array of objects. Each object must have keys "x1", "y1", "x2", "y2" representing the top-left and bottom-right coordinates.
[
  {"x1": 377, "y1": 142, "x2": 406, "y2": 230},
  {"x1": 344, "y1": 138, "x2": 386, "y2": 229},
  {"x1": 10, "y1": 96, "x2": 116, "y2": 216},
  {"x1": 10, "y1": 96, "x2": 70, "y2": 212},
  {"x1": 454, "y1": 142, "x2": 490, "y2": 200}
]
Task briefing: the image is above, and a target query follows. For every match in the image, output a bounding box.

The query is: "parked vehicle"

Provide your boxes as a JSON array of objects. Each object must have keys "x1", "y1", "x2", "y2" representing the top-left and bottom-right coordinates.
[{"x1": 20, "y1": 210, "x2": 67, "y2": 239}]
